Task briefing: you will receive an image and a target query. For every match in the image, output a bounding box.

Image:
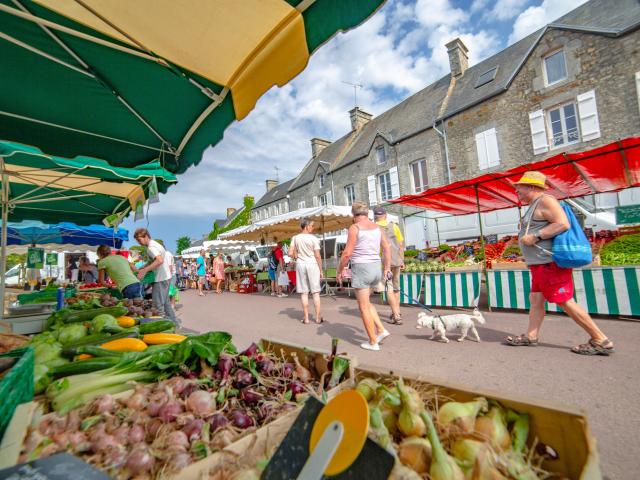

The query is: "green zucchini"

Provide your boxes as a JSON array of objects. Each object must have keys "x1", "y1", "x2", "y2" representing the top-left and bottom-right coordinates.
[
  {"x1": 75, "y1": 346, "x2": 125, "y2": 358},
  {"x1": 62, "y1": 306, "x2": 129, "y2": 324},
  {"x1": 61, "y1": 328, "x2": 139, "y2": 357},
  {"x1": 50, "y1": 357, "x2": 120, "y2": 378},
  {"x1": 138, "y1": 320, "x2": 175, "y2": 334}
]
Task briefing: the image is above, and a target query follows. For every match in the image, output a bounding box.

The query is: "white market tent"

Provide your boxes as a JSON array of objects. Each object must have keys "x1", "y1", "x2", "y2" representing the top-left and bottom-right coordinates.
[{"x1": 180, "y1": 240, "x2": 258, "y2": 259}]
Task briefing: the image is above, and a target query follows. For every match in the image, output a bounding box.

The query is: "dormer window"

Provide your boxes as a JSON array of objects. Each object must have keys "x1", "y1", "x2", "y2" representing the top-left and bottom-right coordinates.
[
  {"x1": 544, "y1": 50, "x2": 567, "y2": 86},
  {"x1": 376, "y1": 146, "x2": 386, "y2": 164},
  {"x1": 319, "y1": 173, "x2": 326, "y2": 188}
]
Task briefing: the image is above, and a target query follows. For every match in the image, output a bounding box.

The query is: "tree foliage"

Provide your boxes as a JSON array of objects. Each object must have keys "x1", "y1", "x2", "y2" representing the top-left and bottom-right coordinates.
[
  {"x1": 208, "y1": 196, "x2": 254, "y2": 240},
  {"x1": 176, "y1": 236, "x2": 191, "y2": 255}
]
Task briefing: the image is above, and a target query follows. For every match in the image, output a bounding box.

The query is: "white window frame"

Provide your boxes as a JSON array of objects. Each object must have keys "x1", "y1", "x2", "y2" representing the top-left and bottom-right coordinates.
[
  {"x1": 546, "y1": 101, "x2": 580, "y2": 150},
  {"x1": 319, "y1": 173, "x2": 326, "y2": 188},
  {"x1": 344, "y1": 184, "x2": 356, "y2": 206},
  {"x1": 319, "y1": 192, "x2": 328, "y2": 206},
  {"x1": 543, "y1": 49, "x2": 568, "y2": 87},
  {"x1": 410, "y1": 159, "x2": 428, "y2": 193},
  {"x1": 376, "y1": 146, "x2": 386, "y2": 165},
  {"x1": 298, "y1": 200, "x2": 306, "y2": 209},
  {"x1": 378, "y1": 171, "x2": 393, "y2": 202}
]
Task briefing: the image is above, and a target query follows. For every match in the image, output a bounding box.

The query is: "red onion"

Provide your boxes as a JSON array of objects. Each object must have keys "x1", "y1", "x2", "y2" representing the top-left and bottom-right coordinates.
[
  {"x1": 257, "y1": 358, "x2": 275, "y2": 376},
  {"x1": 183, "y1": 418, "x2": 204, "y2": 441},
  {"x1": 66, "y1": 410, "x2": 80, "y2": 432},
  {"x1": 166, "y1": 430, "x2": 190, "y2": 449},
  {"x1": 257, "y1": 403, "x2": 274, "y2": 423},
  {"x1": 129, "y1": 424, "x2": 145, "y2": 444},
  {"x1": 127, "y1": 392, "x2": 147, "y2": 410},
  {"x1": 229, "y1": 410, "x2": 254, "y2": 429},
  {"x1": 166, "y1": 376, "x2": 187, "y2": 395},
  {"x1": 52, "y1": 432, "x2": 69, "y2": 448},
  {"x1": 241, "y1": 342, "x2": 259, "y2": 358},
  {"x1": 167, "y1": 451, "x2": 192, "y2": 471},
  {"x1": 113, "y1": 425, "x2": 130, "y2": 445},
  {"x1": 147, "y1": 390, "x2": 168, "y2": 417},
  {"x1": 68, "y1": 432, "x2": 90, "y2": 453},
  {"x1": 179, "y1": 382, "x2": 199, "y2": 400},
  {"x1": 234, "y1": 369, "x2": 254, "y2": 388},
  {"x1": 217, "y1": 355, "x2": 234, "y2": 378},
  {"x1": 288, "y1": 380, "x2": 305, "y2": 397},
  {"x1": 91, "y1": 433, "x2": 118, "y2": 452},
  {"x1": 93, "y1": 394, "x2": 115, "y2": 414},
  {"x1": 282, "y1": 362, "x2": 294, "y2": 378},
  {"x1": 208, "y1": 413, "x2": 228, "y2": 432},
  {"x1": 186, "y1": 390, "x2": 216, "y2": 416},
  {"x1": 240, "y1": 388, "x2": 263, "y2": 405},
  {"x1": 126, "y1": 447, "x2": 155, "y2": 475},
  {"x1": 146, "y1": 418, "x2": 163, "y2": 440},
  {"x1": 103, "y1": 445, "x2": 127, "y2": 468},
  {"x1": 159, "y1": 401, "x2": 183, "y2": 423}
]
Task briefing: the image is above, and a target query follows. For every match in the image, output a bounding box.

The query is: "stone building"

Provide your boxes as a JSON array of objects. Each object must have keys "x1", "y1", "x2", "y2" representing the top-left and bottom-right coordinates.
[{"x1": 252, "y1": 0, "x2": 640, "y2": 246}]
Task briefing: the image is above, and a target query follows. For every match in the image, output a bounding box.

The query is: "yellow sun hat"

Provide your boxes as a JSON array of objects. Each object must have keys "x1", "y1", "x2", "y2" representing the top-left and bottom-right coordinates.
[{"x1": 513, "y1": 171, "x2": 548, "y2": 189}]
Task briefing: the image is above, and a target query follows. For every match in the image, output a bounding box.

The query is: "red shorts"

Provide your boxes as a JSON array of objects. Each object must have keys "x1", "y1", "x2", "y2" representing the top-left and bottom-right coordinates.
[{"x1": 530, "y1": 262, "x2": 574, "y2": 304}]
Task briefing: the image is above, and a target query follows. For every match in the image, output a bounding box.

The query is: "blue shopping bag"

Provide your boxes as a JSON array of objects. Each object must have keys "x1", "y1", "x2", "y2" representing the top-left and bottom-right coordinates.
[{"x1": 552, "y1": 202, "x2": 593, "y2": 268}]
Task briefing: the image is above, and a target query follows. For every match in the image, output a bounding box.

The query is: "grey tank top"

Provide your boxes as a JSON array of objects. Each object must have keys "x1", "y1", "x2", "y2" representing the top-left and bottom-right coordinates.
[
  {"x1": 351, "y1": 225, "x2": 382, "y2": 264},
  {"x1": 519, "y1": 196, "x2": 553, "y2": 265}
]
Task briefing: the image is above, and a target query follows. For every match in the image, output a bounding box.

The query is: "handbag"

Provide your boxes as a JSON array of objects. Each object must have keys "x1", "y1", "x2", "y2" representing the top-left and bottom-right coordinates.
[{"x1": 526, "y1": 197, "x2": 592, "y2": 268}]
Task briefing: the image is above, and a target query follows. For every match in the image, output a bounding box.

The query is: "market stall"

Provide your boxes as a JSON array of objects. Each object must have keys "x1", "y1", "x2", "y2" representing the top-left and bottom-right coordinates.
[{"x1": 392, "y1": 137, "x2": 640, "y2": 315}]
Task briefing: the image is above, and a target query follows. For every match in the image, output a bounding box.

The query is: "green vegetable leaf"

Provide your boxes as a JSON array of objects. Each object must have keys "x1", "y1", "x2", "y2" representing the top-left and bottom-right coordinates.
[{"x1": 284, "y1": 390, "x2": 292, "y2": 401}]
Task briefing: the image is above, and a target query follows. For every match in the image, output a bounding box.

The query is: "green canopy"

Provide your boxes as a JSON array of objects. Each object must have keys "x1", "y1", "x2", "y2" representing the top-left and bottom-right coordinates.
[
  {"x1": 0, "y1": 140, "x2": 176, "y2": 225},
  {"x1": 0, "y1": 0, "x2": 385, "y2": 174}
]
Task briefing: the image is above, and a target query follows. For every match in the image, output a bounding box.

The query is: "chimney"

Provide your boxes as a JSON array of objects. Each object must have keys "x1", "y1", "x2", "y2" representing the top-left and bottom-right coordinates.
[
  {"x1": 446, "y1": 38, "x2": 469, "y2": 77},
  {"x1": 226, "y1": 207, "x2": 236, "y2": 218},
  {"x1": 265, "y1": 180, "x2": 278, "y2": 192},
  {"x1": 349, "y1": 107, "x2": 373, "y2": 131},
  {"x1": 310, "y1": 138, "x2": 332, "y2": 158}
]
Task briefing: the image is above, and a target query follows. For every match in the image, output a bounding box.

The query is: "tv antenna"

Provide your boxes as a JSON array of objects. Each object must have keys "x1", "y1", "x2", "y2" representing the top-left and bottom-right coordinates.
[
  {"x1": 274, "y1": 165, "x2": 280, "y2": 182},
  {"x1": 342, "y1": 81, "x2": 363, "y2": 108}
]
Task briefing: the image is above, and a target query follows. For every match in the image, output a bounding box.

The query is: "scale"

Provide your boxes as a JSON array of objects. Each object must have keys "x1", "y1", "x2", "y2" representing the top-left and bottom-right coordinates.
[{"x1": 262, "y1": 390, "x2": 394, "y2": 480}]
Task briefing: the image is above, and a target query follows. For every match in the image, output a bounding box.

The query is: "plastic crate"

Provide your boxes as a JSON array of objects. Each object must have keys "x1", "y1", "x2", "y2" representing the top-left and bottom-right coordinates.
[{"x1": 0, "y1": 347, "x2": 34, "y2": 441}]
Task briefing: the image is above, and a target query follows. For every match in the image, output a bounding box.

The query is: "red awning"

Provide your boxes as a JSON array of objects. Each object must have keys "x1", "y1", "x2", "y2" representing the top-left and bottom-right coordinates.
[{"x1": 391, "y1": 137, "x2": 640, "y2": 215}]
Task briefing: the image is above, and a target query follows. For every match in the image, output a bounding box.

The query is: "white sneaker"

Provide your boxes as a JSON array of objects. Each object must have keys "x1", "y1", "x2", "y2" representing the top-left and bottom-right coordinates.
[
  {"x1": 278, "y1": 293, "x2": 288, "y2": 297},
  {"x1": 376, "y1": 330, "x2": 391, "y2": 343},
  {"x1": 360, "y1": 342, "x2": 380, "y2": 351}
]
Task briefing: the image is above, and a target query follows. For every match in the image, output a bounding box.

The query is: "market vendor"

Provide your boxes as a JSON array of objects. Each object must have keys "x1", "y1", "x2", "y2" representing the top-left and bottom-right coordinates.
[
  {"x1": 505, "y1": 171, "x2": 613, "y2": 356},
  {"x1": 96, "y1": 245, "x2": 143, "y2": 299}
]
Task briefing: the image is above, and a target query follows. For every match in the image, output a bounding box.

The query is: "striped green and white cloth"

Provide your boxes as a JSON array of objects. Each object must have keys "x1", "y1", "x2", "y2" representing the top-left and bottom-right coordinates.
[
  {"x1": 398, "y1": 272, "x2": 481, "y2": 308},
  {"x1": 488, "y1": 267, "x2": 640, "y2": 316}
]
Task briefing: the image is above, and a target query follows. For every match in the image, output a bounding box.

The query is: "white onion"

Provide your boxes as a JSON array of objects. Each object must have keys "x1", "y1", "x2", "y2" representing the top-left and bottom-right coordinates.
[{"x1": 186, "y1": 390, "x2": 216, "y2": 416}]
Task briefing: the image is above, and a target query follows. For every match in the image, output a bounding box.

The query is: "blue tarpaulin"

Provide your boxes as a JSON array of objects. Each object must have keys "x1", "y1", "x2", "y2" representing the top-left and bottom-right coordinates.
[{"x1": 6, "y1": 221, "x2": 128, "y2": 248}]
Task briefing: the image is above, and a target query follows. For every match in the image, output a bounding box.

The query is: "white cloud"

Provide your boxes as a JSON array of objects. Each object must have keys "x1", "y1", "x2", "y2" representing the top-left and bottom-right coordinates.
[
  {"x1": 490, "y1": 0, "x2": 529, "y2": 21},
  {"x1": 415, "y1": 0, "x2": 468, "y2": 28},
  {"x1": 508, "y1": 0, "x2": 589, "y2": 44}
]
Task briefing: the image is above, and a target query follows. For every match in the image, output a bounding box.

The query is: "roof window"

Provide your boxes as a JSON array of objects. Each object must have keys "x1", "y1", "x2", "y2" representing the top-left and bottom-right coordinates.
[{"x1": 474, "y1": 66, "x2": 498, "y2": 88}]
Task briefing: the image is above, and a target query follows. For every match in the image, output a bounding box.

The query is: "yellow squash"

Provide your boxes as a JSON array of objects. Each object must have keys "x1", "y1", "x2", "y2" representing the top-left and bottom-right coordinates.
[
  {"x1": 142, "y1": 333, "x2": 187, "y2": 345},
  {"x1": 101, "y1": 337, "x2": 148, "y2": 352},
  {"x1": 116, "y1": 316, "x2": 137, "y2": 328}
]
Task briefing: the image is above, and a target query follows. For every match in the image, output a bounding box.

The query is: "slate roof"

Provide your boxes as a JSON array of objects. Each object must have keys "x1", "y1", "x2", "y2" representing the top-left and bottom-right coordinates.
[
  {"x1": 552, "y1": 0, "x2": 640, "y2": 33},
  {"x1": 217, "y1": 205, "x2": 245, "y2": 228},
  {"x1": 253, "y1": 178, "x2": 295, "y2": 208}
]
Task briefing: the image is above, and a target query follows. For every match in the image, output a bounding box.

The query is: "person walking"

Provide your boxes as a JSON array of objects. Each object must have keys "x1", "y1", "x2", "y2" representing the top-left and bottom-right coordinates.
[
  {"x1": 505, "y1": 171, "x2": 613, "y2": 355},
  {"x1": 268, "y1": 241, "x2": 286, "y2": 297},
  {"x1": 196, "y1": 249, "x2": 207, "y2": 296},
  {"x1": 96, "y1": 245, "x2": 143, "y2": 299},
  {"x1": 134, "y1": 229, "x2": 178, "y2": 325},
  {"x1": 289, "y1": 218, "x2": 323, "y2": 324},
  {"x1": 213, "y1": 251, "x2": 225, "y2": 294},
  {"x1": 337, "y1": 202, "x2": 392, "y2": 351},
  {"x1": 374, "y1": 207, "x2": 405, "y2": 325}
]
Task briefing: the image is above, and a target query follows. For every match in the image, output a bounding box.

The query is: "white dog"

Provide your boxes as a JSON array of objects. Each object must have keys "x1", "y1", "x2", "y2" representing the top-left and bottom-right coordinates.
[{"x1": 416, "y1": 308, "x2": 486, "y2": 343}]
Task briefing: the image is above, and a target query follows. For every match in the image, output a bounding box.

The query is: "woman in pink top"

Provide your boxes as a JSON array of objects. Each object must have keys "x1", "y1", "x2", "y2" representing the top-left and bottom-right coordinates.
[
  {"x1": 212, "y1": 251, "x2": 225, "y2": 294},
  {"x1": 337, "y1": 202, "x2": 392, "y2": 351}
]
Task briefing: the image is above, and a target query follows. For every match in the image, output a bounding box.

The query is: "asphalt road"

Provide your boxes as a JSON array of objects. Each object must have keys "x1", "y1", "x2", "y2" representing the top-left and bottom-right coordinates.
[{"x1": 177, "y1": 289, "x2": 639, "y2": 480}]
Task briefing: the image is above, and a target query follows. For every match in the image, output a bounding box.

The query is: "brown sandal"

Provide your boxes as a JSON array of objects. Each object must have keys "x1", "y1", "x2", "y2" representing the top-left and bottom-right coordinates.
[
  {"x1": 571, "y1": 338, "x2": 614, "y2": 356},
  {"x1": 505, "y1": 334, "x2": 538, "y2": 346}
]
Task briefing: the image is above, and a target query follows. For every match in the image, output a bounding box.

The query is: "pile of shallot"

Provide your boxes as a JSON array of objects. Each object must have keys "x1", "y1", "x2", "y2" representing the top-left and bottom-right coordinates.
[{"x1": 19, "y1": 343, "x2": 343, "y2": 479}]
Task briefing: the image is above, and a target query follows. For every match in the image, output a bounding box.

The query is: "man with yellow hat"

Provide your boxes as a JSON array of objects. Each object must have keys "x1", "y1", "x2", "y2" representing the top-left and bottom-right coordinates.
[{"x1": 505, "y1": 171, "x2": 614, "y2": 356}]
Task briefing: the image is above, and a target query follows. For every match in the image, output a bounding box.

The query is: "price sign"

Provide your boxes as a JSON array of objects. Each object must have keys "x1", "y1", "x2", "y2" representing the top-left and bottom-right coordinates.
[
  {"x1": 616, "y1": 204, "x2": 640, "y2": 225},
  {"x1": 46, "y1": 253, "x2": 58, "y2": 266},
  {"x1": 26, "y1": 247, "x2": 45, "y2": 269}
]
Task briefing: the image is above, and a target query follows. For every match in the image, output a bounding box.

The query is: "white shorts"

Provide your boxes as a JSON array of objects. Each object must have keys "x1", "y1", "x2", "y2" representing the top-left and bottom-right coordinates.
[
  {"x1": 296, "y1": 262, "x2": 321, "y2": 294},
  {"x1": 351, "y1": 262, "x2": 382, "y2": 290}
]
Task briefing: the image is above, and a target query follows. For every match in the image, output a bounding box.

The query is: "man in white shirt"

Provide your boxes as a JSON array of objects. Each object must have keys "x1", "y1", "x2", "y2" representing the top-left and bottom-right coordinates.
[
  {"x1": 134, "y1": 228, "x2": 178, "y2": 324},
  {"x1": 289, "y1": 218, "x2": 324, "y2": 324}
]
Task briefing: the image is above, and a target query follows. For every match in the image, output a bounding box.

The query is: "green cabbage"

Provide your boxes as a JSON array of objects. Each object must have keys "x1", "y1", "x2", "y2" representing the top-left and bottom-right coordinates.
[
  {"x1": 34, "y1": 364, "x2": 51, "y2": 394},
  {"x1": 58, "y1": 323, "x2": 88, "y2": 346},
  {"x1": 34, "y1": 341, "x2": 62, "y2": 363},
  {"x1": 91, "y1": 314, "x2": 118, "y2": 333}
]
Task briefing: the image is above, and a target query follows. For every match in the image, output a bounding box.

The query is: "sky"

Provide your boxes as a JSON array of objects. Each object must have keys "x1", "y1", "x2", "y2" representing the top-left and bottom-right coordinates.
[{"x1": 121, "y1": 0, "x2": 588, "y2": 252}]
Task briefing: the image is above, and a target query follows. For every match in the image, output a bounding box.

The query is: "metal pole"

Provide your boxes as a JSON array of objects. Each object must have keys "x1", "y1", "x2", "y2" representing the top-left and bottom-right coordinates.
[
  {"x1": 0, "y1": 163, "x2": 9, "y2": 322},
  {"x1": 435, "y1": 218, "x2": 441, "y2": 246},
  {"x1": 475, "y1": 186, "x2": 490, "y2": 311}
]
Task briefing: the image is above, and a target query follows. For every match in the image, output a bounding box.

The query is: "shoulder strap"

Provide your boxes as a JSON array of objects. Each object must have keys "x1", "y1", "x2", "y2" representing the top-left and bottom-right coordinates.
[{"x1": 524, "y1": 195, "x2": 545, "y2": 236}]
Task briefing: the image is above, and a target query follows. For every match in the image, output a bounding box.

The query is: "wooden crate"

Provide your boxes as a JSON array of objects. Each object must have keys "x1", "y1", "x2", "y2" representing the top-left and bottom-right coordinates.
[
  {"x1": 492, "y1": 261, "x2": 528, "y2": 270},
  {"x1": 0, "y1": 338, "x2": 355, "y2": 476}
]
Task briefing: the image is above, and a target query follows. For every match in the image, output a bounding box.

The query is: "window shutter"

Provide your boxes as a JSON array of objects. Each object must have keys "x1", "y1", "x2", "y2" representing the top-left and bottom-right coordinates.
[
  {"x1": 389, "y1": 166, "x2": 400, "y2": 198},
  {"x1": 475, "y1": 132, "x2": 489, "y2": 170},
  {"x1": 484, "y1": 128, "x2": 500, "y2": 168},
  {"x1": 326, "y1": 191, "x2": 333, "y2": 205},
  {"x1": 312, "y1": 196, "x2": 318, "y2": 207},
  {"x1": 367, "y1": 175, "x2": 378, "y2": 206},
  {"x1": 577, "y1": 90, "x2": 600, "y2": 142},
  {"x1": 528, "y1": 110, "x2": 548, "y2": 155}
]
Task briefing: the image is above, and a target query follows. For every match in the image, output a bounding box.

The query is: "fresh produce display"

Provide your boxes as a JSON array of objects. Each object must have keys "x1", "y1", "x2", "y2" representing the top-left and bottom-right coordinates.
[
  {"x1": 404, "y1": 260, "x2": 445, "y2": 273},
  {"x1": 122, "y1": 297, "x2": 162, "y2": 318},
  {"x1": 18, "y1": 336, "x2": 351, "y2": 479},
  {"x1": 600, "y1": 233, "x2": 640, "y2": 266}
]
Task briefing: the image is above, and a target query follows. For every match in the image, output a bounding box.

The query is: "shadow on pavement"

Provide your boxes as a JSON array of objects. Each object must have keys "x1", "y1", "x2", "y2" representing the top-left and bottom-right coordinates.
[
  {"x1": 338, "y1": 306, "x2": 362, "y2": 318},
  {"x1": 316, "y1": 321, "x2": 368, "y2": 345},
  {"x1": 278, "y1": 308, "x2": 305, "y2": 322}
]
